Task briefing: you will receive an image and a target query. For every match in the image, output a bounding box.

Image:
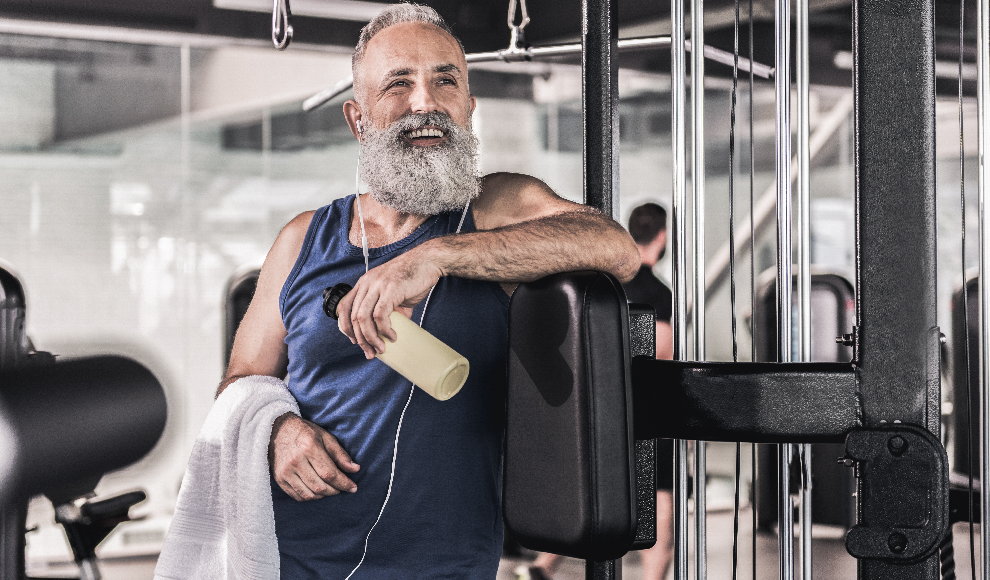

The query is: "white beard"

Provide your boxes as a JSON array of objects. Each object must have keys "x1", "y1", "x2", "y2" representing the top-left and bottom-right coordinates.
[{"x1": 359, "y1": 111, "x2": 481, "y2": 216}]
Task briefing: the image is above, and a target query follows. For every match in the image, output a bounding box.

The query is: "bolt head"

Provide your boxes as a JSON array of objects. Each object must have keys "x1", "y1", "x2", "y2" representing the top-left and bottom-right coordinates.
[
  {"x1": 888, "y1": 532, "x2": 908, "y2": 554},
  {"x1": 888, "y1": 436, "x2": 908, "y2": 456}
]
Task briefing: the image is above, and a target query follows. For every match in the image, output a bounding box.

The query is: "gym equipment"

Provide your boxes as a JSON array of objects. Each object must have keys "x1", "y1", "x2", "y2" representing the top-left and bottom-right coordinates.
[
  {"x1": 0, "y1": 266, "x2": 167, "y2": 580},
  {"x1": 504, "y1": 271, "x2": 639, "y2": 562},
  {"x1": 297, "y1": 0, "x2": 773, "y2": 113},
  {"x1": 505, "y1": 0, "x2": 949, "y2": 575}
]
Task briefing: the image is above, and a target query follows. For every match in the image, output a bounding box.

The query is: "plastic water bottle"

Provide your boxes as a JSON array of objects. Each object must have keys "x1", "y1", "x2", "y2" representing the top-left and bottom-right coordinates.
[{"x1": 322, "y1": 283, "x2": 470, "y2": 401}]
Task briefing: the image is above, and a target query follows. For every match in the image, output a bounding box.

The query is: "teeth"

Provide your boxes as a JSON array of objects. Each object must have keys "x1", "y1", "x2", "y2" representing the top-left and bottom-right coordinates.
[{"x1": 407, "y1": 128, "x2": 443, "y2": 139}]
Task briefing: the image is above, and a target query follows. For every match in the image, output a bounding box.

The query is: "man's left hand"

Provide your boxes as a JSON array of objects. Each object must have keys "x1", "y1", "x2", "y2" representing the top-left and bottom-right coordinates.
[{"x1": 335, "y1": 247, "x2": 443, "y2": 359}]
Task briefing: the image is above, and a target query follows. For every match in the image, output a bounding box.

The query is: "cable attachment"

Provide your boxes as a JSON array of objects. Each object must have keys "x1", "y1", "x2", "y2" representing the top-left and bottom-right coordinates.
[
  {"x1": 272, "y1": 0, "x2": 293, "y2": 50},
  {"x1": 501, "y1": 0, "x2": 531, "y2": 61}
]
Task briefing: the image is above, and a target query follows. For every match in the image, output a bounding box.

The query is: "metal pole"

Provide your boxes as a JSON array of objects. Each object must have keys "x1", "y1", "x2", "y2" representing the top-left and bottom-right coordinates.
[
  {"x1": 799, "y1": 445, "x2": 812, "y2": 580},
  {"x1": 795, "y1": 0, "x2": 812, "y2": 576},
  {"x1": 778, "y1": 444, "x2": 795, "y2": 580},
  {"x1": 582, "y1": 0, "x2": 619, "y2": 219},
  {"x1": 978, "y1": 0, "x2": 990, "y2": 573},
  {"x1": 671, "y1": 0, "x2": 690, "y2": 576},
  {"x1": 775, "y1": 0, "x2": 793, "y2": 367},
  {"x1": 694, "y1": 443, "x2": 707, "y2": 580},
  {"x1": 774, "y1": 0, "x2": 794, "y2": 577},
  {"x1": 586, "y1": 560, "x2": 622, "y2": 580},
  {"x1": 854, "y1": 0, "x2": 939, "y2": 572},
  {"x1": 691, "y1": 0, "x2": 706, "y2": 368},
  {"x1": 690, "y1": 0, "x2": 707, "y2": 577},
  {"x1": 582, "y1": 2, "x2": 621, "y2": 577},
  {"x1": 302, "y1": 37, "x2": 774, "y2": 112}
]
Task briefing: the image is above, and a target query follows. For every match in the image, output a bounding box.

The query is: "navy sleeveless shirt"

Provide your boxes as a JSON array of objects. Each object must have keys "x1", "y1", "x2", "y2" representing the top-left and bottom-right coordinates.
[{"x1": 277, "y1": 195, "x2": 509, "y2": 579}]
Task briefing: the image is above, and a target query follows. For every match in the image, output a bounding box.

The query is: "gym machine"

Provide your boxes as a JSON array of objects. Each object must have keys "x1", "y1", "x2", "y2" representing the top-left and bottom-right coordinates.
[
  {"x1": 0, "y1": 266, "x2": 168, "y2": 580},
  {"x1": 499, "y1": 0, "x2": 954, "y2": 578}
]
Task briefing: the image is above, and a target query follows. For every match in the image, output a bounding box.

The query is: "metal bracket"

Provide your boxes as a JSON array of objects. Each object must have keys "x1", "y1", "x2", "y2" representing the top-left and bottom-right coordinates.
[{"x1": 843, "y1": 425, "x2": 949, "y2": 563}]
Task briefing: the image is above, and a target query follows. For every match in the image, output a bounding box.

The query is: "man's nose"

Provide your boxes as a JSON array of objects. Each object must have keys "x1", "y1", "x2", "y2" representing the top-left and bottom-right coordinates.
[{"x1": 409, "y1": 82, "x2": 439, "y2": 114}]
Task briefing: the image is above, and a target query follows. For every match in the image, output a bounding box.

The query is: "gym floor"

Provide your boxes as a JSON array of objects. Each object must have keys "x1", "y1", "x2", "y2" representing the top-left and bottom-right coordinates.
[{"x1": 31, "y1": 510, "x2": 979, "y2": 580}]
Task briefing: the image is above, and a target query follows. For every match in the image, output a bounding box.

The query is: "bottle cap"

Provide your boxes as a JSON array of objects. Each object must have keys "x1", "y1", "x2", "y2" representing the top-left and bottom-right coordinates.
[{"x1": 322, "y1": 283, "x2": 352, "y2": 320}]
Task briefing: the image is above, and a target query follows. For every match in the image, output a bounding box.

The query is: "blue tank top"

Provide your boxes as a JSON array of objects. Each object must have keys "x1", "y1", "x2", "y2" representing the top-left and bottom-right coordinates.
[{"x1": 277, "y1": 195, "x2": 509, "y2": 579}]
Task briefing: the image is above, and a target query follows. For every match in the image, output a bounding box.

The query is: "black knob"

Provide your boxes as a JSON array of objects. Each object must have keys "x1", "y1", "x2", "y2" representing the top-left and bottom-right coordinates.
[{"x1": 323, "y1": 283, "x2": 353, "y2": 320}]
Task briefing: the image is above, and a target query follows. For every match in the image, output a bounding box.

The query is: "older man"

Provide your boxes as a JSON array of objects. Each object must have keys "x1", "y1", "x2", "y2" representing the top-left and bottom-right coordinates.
[{"x1": 221, "y1": 4, "x2": 638, "y2": 578}]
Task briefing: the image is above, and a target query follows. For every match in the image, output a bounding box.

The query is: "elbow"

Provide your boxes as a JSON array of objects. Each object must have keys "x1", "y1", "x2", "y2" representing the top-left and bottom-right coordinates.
[
  {"x1": 612, "y1": 235, "x2": 640, "y2": 283},
  {"x1": 615, "y1": 257, "x2": 639, "y2": 284}
]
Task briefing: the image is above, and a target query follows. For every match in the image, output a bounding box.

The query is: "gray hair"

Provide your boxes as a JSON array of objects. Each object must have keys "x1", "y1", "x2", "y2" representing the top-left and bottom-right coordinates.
[{"x1": 352, "y1": 3, "x2": 466, "y2": 97}]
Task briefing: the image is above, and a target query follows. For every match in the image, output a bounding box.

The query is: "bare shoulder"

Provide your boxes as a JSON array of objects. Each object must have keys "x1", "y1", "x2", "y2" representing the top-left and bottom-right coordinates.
[
  {"x1": 472, "y1": 172, "x2": 593, "y2": 230},
  {"x1": 260, "y1": 210, "x2": 316, "y2": 287}
]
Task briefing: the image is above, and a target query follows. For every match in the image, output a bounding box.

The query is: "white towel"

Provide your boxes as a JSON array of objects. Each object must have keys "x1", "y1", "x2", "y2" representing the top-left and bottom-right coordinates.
[{"x1": 154, "y1": 375, "x2": 299, "y2": 580}]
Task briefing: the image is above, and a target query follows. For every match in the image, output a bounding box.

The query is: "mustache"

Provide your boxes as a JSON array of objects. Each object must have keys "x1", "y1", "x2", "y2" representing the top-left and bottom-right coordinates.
[{"x1": 375, "y1": 112, "x2": 464, "y2": 142}]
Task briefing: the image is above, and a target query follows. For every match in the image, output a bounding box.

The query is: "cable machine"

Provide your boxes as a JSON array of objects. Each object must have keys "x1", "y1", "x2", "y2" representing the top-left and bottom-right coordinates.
[{"x1": 277, "y1": 0, "x2": 986, "y2": 577}]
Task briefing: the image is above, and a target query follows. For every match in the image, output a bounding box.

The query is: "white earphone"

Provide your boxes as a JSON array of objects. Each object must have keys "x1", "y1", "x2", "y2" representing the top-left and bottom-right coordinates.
[{"x1": 356, "y1": 119, "x2": 364, "y2": 134}]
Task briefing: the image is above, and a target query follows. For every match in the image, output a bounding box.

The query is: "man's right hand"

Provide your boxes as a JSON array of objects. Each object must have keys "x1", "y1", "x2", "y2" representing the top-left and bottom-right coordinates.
[{"x1": 269, "y1": 413, "x2": 360, "y2": 501}]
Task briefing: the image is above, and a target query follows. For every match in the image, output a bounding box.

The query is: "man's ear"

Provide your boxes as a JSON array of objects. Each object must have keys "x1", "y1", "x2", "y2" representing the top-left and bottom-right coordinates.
[
  {"x1": 343, "y1": 99, "x2": 363, "y2": 141},
  {"x1": 653, "y1": 229, "x2": 668, "y2": 261},
  {"x1": 469, "y1": 94, "x2": 477, "y2": 117}
]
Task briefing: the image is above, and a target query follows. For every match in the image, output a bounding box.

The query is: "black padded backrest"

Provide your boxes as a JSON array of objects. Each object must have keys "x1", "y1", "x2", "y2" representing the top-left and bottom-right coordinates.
[
  {"x1": 0, "y1": 267, "x2": 27, "y2": 370},
  {"x1": 504, "y1": 271, "x2": 636, "y2": 561},
  {"x1": 950, "y1": 275, "x2": 979, "y2": 478},
  {"x1": 223, "y1": 268, "x2": 260, "y2": 369}
]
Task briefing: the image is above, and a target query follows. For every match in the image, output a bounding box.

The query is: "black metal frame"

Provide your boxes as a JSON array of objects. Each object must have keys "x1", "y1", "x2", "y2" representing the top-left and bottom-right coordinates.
[
  {"x1": 577, "y1": 0, "x2": 944, "y2": 574},
  {"x1": 582, "y1": 0, "x2": 622, "y2": 577}
]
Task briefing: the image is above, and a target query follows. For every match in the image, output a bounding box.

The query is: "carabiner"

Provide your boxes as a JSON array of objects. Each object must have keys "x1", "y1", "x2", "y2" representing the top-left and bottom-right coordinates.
[{"x1": 272, "y1": 0, "x2": 293, "y2": 50}]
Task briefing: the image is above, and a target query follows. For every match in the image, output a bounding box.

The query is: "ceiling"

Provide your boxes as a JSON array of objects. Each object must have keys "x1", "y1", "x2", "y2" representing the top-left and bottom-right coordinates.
[{"x1": 0, "y1": 0, "x2": 978, "y2": 92}]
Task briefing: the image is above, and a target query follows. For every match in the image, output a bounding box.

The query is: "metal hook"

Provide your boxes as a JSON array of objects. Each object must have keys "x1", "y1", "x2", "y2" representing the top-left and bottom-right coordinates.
[
  {"x1": 272, "y1": 0, "x2": 293, "y2": 50},
  {"x1": 500, "y1": 0, "x2": 530, "y2": 61},
  {"x1": 507, "y1": 0, "x2": 531, "y2": 31}
]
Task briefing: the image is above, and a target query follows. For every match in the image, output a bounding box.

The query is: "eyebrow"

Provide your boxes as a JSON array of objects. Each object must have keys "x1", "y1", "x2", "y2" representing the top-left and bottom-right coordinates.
[
  {"x1": 381, "y1": 63, "x2": 463, "y2": 84},
  {"x1": 382, "y1": 67, "x2": 413, "y2": 82},
  {"x1": 434, "y1": 63, "x2": 462, "y2": 76}
]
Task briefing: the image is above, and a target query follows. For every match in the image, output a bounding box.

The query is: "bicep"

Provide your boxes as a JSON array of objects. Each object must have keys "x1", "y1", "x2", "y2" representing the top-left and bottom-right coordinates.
[{"x1": 225, "y1": 278, "x2": 289, "y2": 381}]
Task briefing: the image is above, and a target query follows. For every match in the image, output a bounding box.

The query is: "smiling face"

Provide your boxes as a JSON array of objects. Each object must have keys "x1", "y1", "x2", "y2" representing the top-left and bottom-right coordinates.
[
  {"x1": 343, "y1": 21, "x2": 481, "y2": 216},
  {"x1": 347, "y1": 21, "x2": 476, "y2": 142}
]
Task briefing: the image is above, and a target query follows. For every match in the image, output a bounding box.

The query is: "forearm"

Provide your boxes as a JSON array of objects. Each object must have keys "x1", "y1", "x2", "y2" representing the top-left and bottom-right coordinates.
[{"x1": 425, "y1": 209, "x2": 639, "y2": 284}]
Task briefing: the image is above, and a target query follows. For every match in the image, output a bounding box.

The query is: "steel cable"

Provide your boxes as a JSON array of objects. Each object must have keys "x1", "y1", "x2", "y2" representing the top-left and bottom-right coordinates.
[
  {"x1": 748, "y1": 0, "x2": 758, "y2": 577},
  {"x1": 957, "y1": 0, "x2": 976, "y2": 576},
  {"x1": 729, "y1": 0, "x2": 742, "y2": 574}
]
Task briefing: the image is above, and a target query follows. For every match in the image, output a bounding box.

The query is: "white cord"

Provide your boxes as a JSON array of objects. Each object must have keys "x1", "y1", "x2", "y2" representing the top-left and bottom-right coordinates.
[
  {"x1": 355, "y1": 164, "x2": 370, "y2": 273},
  {"x1": 342, "y1": 381, "x2": 415, "y2": 580},
  {"x1": 343, "y1": 200, "x2": 470, "y2": 579}
]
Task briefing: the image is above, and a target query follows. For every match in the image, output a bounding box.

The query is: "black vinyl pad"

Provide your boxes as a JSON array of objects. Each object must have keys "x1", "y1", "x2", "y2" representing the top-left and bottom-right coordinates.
[{"x1": 504, "y1": 271, "x2": 636, "y2": 561}]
